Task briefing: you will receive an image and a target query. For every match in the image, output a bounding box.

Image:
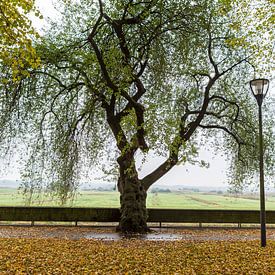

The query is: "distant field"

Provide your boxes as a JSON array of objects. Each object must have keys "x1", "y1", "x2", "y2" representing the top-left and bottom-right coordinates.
[
  {"x1": 0, "y1": 188, "x2": 275, "y2": 209},
  {"x1": 147, "y1": 192, "x2": 275, "y2": 210}
]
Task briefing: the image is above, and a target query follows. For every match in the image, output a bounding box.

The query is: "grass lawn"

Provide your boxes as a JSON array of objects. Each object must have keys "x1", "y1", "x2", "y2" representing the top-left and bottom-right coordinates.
[
  {"x1": 0, "y1": 188, "x2": 275, "y2": 210},
  {"x1": 0, "y1": 238, "x2": 274, "y2": 274}
]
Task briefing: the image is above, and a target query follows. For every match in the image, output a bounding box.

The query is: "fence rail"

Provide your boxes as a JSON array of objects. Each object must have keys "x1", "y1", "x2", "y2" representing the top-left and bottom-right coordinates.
[{"x1": 0, "y1": 207, "x2": 275, "y2": 224}]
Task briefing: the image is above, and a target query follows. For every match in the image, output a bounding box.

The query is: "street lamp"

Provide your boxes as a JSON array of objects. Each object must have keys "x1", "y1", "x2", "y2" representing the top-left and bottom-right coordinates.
[{"x1": 250, "y1": 78, "x2": 270, "y2": 247}]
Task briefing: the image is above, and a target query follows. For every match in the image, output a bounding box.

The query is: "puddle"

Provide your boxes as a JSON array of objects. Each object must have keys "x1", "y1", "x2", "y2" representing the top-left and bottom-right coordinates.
[
  {"x1": 85, "y1": 233, "x2": 120, "y2": 240},
  {"x1": 85, "y1": 233, "x2": 182, "y2": 241}
]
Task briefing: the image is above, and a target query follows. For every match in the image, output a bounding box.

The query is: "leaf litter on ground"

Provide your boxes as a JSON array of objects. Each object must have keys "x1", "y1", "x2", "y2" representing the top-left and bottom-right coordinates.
[{"x1": 0, "y1": 226, "x2": 274, "y2": 274}]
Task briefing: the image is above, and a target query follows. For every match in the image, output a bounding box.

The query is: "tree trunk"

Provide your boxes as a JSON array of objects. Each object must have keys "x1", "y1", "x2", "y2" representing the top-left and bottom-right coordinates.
[{"x1": 117, "y1": 173, "x2": 149, "y2": 233}]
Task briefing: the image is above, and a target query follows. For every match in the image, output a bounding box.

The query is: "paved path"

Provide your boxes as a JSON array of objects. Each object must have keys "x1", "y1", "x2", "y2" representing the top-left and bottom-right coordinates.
[{"x1": 0, "y1": 226, "x2": 275, "y2": 241}]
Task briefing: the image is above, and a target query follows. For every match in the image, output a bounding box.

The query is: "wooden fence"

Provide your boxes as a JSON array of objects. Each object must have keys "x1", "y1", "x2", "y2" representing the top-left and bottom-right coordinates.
[{"x1": 0, "y1": 207, "x2": 275, "y2": 225}]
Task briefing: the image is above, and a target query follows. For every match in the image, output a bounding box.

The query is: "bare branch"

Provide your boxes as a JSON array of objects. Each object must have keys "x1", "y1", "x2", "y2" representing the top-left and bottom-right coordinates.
[
  {"x1": 209, "y1": 95, "x2": 240, "y2": 124},
  {"x1": 199, "y1": 124, "x2": 245, "y2": 145},
  {"x1": 219, "y1": 57, "x2": 250, "y2": 77},
  {"x1": 208, "y1": 32, "x2": 219, "y2": 75}
]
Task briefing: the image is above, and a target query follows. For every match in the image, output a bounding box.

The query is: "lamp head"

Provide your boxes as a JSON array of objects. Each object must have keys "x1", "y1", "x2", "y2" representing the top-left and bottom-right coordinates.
[{"x1": 250, "y1": 78, "x2": 269, "y2": 105}]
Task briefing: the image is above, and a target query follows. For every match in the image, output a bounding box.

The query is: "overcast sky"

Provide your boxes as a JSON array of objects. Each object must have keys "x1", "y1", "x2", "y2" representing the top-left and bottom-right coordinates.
[{"x1": 2, "y1": 0, "x2": 273, "y2": 190}]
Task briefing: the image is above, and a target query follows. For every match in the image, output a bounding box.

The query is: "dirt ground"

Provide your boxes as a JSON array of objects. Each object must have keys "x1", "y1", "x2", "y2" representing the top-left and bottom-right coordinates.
[{"x1": 0, "y1": 225, "x2": 275, "y2": 241}]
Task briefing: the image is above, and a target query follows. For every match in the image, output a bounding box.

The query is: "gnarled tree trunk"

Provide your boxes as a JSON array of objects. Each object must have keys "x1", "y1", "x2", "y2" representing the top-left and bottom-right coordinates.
[
  {"x1": 116, "y1": 157, "x2": 149, "y2": 233},
  {"x1": 117, "y1": 177, "x2": 148, "y2": 233}
]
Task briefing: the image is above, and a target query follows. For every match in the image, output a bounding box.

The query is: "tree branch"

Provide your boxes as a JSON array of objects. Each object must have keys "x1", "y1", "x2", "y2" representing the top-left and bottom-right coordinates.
[
  {"x1": 87, "y1": 36, "x2": 119, "y2": 93},
  {"x1": 198, "y1": 124, "x2": 244, "y2": 145},
  {"x1": 208, "y1": 32, "x2": 219, "y2": 75}
]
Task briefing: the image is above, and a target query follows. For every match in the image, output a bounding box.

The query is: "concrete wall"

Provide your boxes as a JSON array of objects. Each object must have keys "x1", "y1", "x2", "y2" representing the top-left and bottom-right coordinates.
[{"x1": 0, "y1": 207, "x2": 274, "y2": 224}]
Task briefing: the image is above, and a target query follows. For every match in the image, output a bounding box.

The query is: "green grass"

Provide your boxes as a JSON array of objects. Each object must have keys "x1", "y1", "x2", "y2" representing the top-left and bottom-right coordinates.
[
  {"x1": 146, "y1": 192, "x2": 271, "y2": 210},
  {"x1": 0, "y1": 188, "x2": 275, "y2": 210},
  {"x1": 0, "y1": 188, "x2": 27, "y2": 206}
]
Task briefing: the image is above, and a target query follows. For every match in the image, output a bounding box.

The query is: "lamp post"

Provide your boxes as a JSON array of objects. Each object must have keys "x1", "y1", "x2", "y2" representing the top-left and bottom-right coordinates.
[{"x1": 250, "y1": 78, "x2": 269, "y2": 247}]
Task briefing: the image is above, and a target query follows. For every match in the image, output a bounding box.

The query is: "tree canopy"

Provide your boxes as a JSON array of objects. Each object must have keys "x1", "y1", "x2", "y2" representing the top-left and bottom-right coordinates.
[{"x1": 0, "y1": 0, "x2": 274, "y2": 232}]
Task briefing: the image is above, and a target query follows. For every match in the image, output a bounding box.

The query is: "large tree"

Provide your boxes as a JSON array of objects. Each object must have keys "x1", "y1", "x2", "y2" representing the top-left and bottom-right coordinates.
[{"x1": 1, "y1": 0, "x2": 274, "y2": 232}]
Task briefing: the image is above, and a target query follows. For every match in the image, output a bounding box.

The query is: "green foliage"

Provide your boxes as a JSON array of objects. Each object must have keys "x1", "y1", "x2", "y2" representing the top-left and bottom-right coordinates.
[
  {"x1": 0, "y1": 0, "x2": 274, "y2": 203},
  {"x1": 0, "y1": 0, "x2": 41, "y2": 81}
]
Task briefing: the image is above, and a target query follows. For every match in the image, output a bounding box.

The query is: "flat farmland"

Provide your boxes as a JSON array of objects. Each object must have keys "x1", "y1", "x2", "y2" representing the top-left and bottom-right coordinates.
[
  {"x1": 0, "y1": 188, "x2": 275, "y2": 209},
  {"x1": 147, "y1": 192, "x2": 275, "y2": 210}
]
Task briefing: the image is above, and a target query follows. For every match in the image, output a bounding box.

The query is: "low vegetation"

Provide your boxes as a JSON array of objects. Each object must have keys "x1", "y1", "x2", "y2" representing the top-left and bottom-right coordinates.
[{"x1": 1, "y1": 188, "x2": 275, "y2": 210}]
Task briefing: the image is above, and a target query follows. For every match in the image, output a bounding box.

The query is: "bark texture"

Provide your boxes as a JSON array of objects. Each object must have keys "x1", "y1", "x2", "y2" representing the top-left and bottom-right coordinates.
[{"x1": 116, "y1": 158, "x2": 149, "y2": 233}]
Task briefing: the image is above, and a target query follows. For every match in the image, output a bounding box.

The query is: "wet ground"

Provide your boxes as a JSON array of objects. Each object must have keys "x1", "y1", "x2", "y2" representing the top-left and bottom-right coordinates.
[{"x1": 0, "y1": 225, "x2": 275, "y2": 241}]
